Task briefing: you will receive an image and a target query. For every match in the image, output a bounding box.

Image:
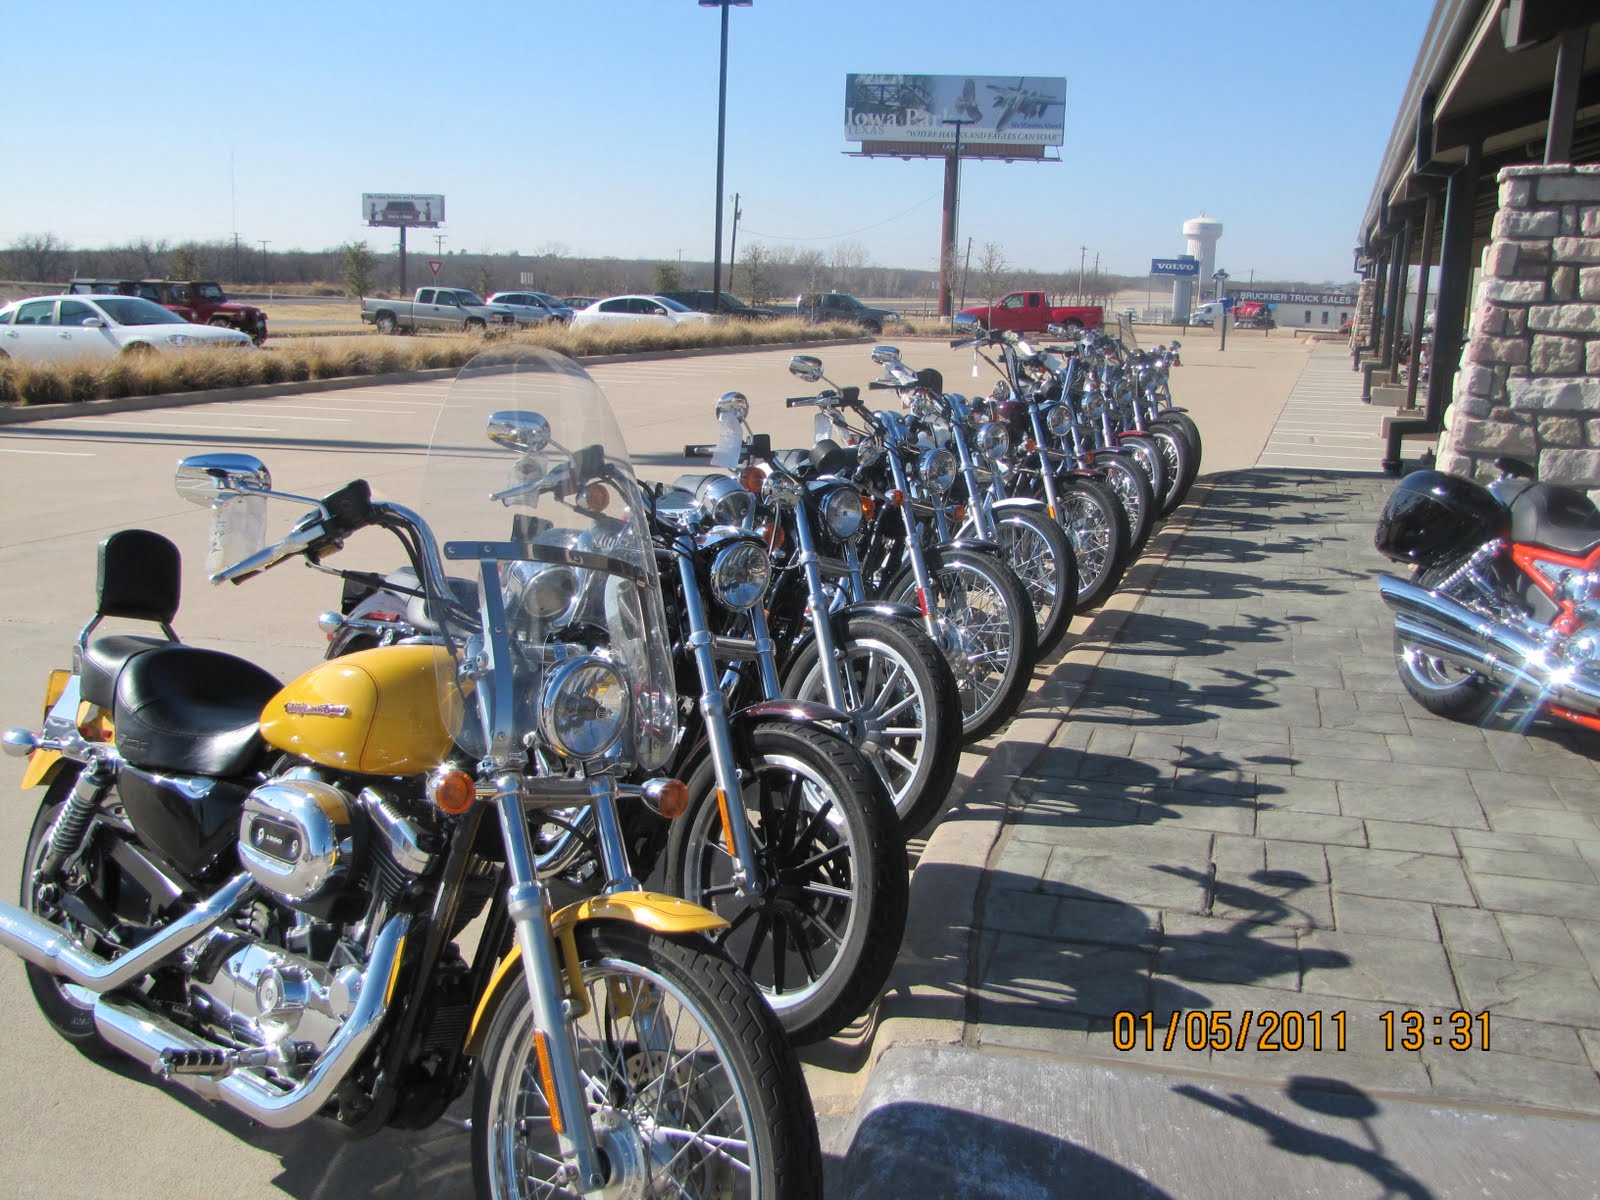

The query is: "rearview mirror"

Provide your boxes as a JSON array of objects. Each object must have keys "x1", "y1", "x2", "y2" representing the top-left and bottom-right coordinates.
[
  {"x1": 870, "y1": 345, "x2": 901, "y2": 366},
  {"x1": 175, "y1": 453, "x2": 271, "y2": 507},
  {"x1": 788, "y1": 354, "x2": 823, "y2": 383},
  {"x1": 487, "y1": 411, "x2": 552, "y2": 453},
  {"x1": 716, "y1": 391, "x2": 750, "y2": 421}
]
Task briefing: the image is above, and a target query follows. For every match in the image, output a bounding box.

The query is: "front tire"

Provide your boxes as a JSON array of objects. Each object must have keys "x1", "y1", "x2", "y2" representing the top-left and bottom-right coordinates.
[
  {"x1": 1096, "y1": 453, "x2": 1156, "y2": 556},
  {"x1": 886, "y1": 547, "x2": 1038, "y2": 743},
  {"x1": 665, "y1": 721, "x2": 908, "y2": 1044},
  {"x1": 783, "y1": 612, "x2": 962, "y2": 833},
  {"x1": 1147, "y1": 422, "x2": 1198, "y2": 516},
  {"x1": 989, "y1": 508, "x2": 1078, "y2": 657},
  {"x1": 471, "y1": 921, "x2": 822, "y2": 1199},
  {"x1": 1057, "y1": 476, "x2": 1129, "y2": 610}
]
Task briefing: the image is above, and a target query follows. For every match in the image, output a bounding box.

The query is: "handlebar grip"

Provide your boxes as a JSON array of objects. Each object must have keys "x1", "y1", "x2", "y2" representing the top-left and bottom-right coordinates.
[
  {"x1": 785, "y1": 397, "x2": 821, "y2": 408},
  {"x1": 867, "y1": 380, "x2": 897, "y2": 391},
  {"x1": 683, "y1": 444, "x2": 715, "y2": 458}
]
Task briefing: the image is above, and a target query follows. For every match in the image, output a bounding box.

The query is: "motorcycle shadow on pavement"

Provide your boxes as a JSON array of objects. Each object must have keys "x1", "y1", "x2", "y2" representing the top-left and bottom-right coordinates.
[{"x1": 89, "y1": 1050, "x2": 478, "y2": 1197}]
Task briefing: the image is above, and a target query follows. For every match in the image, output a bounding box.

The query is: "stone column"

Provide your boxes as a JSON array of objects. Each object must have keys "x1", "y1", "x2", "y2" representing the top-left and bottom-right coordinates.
[{"x1": 1436, "y1": 164, "x2": 1600, "y2": 502}]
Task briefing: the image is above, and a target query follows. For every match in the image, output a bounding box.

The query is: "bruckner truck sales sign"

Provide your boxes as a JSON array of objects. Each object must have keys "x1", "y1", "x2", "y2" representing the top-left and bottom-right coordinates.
[{"x1": 845, "y1": 75, "x2": 1067, "y2": 147}]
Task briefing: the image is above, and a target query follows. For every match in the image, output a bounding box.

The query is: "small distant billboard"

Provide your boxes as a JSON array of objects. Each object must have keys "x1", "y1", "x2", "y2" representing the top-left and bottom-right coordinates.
[
  {"x1": 363, "y1": 193, "x2": 444, "y2": 228},
  {"x1": 845, "y1": 75, "x2": 1066, "y2": 158},
  {"x1": 1150, "y1": 257, "x2": 1200, "y2": 277}
]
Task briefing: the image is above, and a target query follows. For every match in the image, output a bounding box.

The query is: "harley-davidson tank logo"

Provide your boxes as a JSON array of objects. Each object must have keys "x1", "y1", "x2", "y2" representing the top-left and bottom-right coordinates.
[{"x1": 283, "y1": 702, "x2": 353, "y2": 718}]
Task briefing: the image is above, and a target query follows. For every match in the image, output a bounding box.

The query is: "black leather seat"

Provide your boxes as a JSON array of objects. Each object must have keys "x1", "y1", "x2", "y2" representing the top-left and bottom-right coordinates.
[
  {"x1": 112, "y1": 646, "x2": 282, "y2": 777},
  {"x1": 81, "y1": 635, "x2": 168, "y2": 710},
  {"x1": 1507, "y1": 482, "x2": 1600, "y2": 557}
]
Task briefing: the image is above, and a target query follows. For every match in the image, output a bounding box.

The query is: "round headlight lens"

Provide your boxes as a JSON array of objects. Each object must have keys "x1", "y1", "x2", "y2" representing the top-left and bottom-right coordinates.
[
  {"x1": 819, "y1": 486, "x2": 864, "y2": 539},
  {"x1": 917, "y1": 448, "x2": 957, "y2": 495},
  {"x1": 1045, "y1": 404, "x2": 1073, "y2": 438},
  {"x1": 709, "y1": 538, "x2": 771, "y2": 610},
  {"x1": 539, "y1": 656, "x2": 628, "y2": 760},
  {"x1": 974, "y1": 423, "x2": 1010, "y2": 461}
]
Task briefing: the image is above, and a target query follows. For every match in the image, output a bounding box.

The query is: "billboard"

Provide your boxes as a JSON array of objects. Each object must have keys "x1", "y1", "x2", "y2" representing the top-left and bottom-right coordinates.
[
  {"x1": 845, "y1": 75, "x2": 1066, "y2": 149},
  {"x1": 1150, "y1": 257, "x2": 1200, "y2": 277},
  {"x1": 362, "y1": 193, "x2": 445, "y2": 228}
]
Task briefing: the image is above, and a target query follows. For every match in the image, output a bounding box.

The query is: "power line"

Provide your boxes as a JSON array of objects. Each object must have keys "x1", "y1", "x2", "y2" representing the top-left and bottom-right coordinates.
[{"x1": 742, "y1": 191, "x2": 941, "y2": 242}]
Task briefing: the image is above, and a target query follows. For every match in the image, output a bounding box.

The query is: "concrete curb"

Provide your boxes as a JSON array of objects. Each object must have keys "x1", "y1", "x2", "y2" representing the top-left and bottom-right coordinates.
[
  {"x1": 868, "y1": 479, "x2": 1217, "y2": 1059},
  {"x1": 0, "y1": 336, "x2": 876, "y2": 427}
]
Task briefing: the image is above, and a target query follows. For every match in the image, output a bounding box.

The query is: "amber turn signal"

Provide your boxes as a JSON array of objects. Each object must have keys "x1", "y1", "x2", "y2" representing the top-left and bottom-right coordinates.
[
  {"x1": 642, "y1": 777, "x2": 690, "y2": 819},
  {"x1": 428, "y1": 768, "x2": 476, "y2": 815},
  {"x1": 582, "y1": 482, "x2": 610, "y2": 513},
  {"x1": 739, "y1": 466, "x2": 765, "y2": 494}
]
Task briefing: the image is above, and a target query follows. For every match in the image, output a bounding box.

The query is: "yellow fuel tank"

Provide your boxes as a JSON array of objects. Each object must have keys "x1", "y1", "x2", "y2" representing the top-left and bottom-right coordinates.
[{"x1": 260, "y1": 645, "x2": 465, "y2": 776}]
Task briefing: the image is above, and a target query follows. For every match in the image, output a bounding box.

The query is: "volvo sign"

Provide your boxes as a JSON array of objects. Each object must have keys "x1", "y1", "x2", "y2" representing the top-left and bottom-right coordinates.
[{"x1": 1150, "y1": 257, "x2": 1200, "y2": 277}]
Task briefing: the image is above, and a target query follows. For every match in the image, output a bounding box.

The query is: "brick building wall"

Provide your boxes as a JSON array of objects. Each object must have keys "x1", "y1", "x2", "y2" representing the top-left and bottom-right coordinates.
[{"x1": 1437, "y1": 164, "x2": 1600, "y2": 494}]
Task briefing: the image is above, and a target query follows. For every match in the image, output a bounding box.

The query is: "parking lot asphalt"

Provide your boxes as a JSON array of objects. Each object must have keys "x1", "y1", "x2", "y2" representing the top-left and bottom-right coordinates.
[{"x1": 5, "y1": 337, "x2": 1597, "y2": 1196}]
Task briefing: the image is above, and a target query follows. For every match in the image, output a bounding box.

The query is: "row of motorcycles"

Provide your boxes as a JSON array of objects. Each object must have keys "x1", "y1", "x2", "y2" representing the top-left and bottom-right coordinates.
[{"x1": 0, "y1": 319, "x2": 1199, "y2": 1198}]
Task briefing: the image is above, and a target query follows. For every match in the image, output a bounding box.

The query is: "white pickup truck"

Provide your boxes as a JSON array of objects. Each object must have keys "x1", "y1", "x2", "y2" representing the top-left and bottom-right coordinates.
[{"x1": 359, "y1": 288, "x2": 516, "y2": 335}]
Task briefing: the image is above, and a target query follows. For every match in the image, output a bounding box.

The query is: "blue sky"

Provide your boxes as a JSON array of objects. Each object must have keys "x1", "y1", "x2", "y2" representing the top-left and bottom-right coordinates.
[{"x1": 0, "y1": 1, "x2": 1430, "y2": 283}]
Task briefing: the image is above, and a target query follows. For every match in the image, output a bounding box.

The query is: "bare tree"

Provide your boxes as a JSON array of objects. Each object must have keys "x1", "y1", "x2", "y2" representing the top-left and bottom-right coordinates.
[
  {"x1": 167, "y1": 245, "x2": 203, "y2": 281},
  {"x1": 740, "y1": 243, "x2": 774, "y2": 305},
  {"x1": 830, "y1": 240, "x2": 870, "y2": 293},
  {"x1": 652, "y1": 262, "x2": 683, "y2": 293},
  {"x1": 10, "y1": 233, "x2": 70, "y2": 284},
  {"x1": 976, "y1": 242, "x2": 1010, "y2": 305},
  {"x1": 132, "y1": 237, "x2": 169, "y2": 277},
  {"x1": 793, "y1": 248, "x2": 828, "y2": 297}
]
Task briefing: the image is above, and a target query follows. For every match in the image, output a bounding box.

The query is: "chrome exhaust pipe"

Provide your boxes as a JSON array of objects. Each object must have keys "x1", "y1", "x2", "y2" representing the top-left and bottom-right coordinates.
[
  {"x1": 93, "y1": 914, "x2": 410, "y2": 1130},
  {"x1": 0, "y1": 874, "x2": 255, "y2": 991},
  {"x1": 1378, "y1": 573, "x2": 1600, "y2": 715}
]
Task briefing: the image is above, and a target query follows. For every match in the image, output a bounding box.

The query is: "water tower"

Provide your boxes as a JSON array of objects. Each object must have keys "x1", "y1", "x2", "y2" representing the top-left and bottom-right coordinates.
[{"x1": 1183, "y1": 216, "x2": 1224, "y2": 297}]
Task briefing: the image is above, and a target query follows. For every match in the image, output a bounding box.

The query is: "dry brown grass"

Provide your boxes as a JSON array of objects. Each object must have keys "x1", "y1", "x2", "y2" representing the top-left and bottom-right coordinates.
[{"x1": 0, "y1": 318, "x2": 874, "y2": 408}]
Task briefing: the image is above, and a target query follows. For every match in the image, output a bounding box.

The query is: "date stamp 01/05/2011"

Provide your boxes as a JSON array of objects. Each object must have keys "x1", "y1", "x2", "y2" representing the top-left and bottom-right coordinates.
[{"x1": 1113, "y1": 1009, "x2": 1493, "y2": 1054}]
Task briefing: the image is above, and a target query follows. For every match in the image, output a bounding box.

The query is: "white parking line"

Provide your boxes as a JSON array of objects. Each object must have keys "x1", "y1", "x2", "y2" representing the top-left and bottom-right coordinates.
[
  {"x1": 69, "y1": 418, "x2": 279, "y2": 433},
  {"x1": 0, "y1": 446, "x2": 95, "y2": 457}
]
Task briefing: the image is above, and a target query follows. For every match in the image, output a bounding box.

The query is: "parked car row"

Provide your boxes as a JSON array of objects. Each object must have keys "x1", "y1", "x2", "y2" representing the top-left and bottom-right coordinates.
[{"x1": 65, "y1": 278, "x2": 268, "y2": 343}]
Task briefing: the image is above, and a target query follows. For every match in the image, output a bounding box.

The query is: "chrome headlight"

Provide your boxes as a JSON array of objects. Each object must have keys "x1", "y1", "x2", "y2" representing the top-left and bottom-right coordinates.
[
  {"x1": 1045, "y1": 404, "x2": 1074, "y2": 438},
  {"x1": 818, "y1": 485, "x2": 865, "y2": 539},
  {"x1": 709, "y1": 537, "x2": 771, "y2": 610},
  {"x1": 917, "y1": 448, "x2": 957, "y2": 495},
  {"x1": 974, "y1": 423, "x2": 1010, "y2": 461},
  {"x1": 696, "y1": 475, "x2": 754, "y2": 527},
  {"x1": 539, "y1": 655, "x2": 628, "y2": 760}
]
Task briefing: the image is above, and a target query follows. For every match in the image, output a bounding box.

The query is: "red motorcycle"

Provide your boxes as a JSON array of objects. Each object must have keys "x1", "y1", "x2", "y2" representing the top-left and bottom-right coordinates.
[{"x1": 1375, "y1": 457, "x2": 1600, "y2": 728}]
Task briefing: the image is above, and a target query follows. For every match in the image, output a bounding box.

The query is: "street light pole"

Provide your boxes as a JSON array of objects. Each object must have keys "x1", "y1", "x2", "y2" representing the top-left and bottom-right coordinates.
[{"x1": 700, "y1": 0, "x2": 751, "y2": 311}]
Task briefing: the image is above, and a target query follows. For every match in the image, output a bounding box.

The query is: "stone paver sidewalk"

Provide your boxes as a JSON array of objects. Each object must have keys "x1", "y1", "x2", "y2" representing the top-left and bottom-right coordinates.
[{"x1": 882, "y1": 469, "x2": 1600, "y2": 1119}]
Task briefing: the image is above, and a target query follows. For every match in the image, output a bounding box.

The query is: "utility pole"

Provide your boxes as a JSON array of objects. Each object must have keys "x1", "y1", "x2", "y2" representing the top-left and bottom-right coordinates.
[
  {"x1": 258, "y1": 240, "x2": 271, "y2": 286},
  {"x1": 1078, "y1": 245, "x2": 1086, "y2": 303},
  {"x1": 232, "y1": 232, "x2": 241, "y2": 284},
  {"x1": 434, "y1": 234, "x2": 446, "y2": 256},
  {"x1": 727, "y1": 193, "x2": 742, "y2": 296}
]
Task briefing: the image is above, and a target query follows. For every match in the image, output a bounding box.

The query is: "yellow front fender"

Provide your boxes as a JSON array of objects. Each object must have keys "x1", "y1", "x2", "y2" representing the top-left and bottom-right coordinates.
[{"x1": 463, "y1": 891, "x2": 728, "y2": 1056}]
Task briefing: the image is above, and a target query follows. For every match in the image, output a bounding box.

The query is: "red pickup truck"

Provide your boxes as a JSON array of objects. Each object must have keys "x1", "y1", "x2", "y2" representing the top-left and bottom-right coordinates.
[{"x1": 958, "y1": 290, "x2": 1102, "y2": 334}]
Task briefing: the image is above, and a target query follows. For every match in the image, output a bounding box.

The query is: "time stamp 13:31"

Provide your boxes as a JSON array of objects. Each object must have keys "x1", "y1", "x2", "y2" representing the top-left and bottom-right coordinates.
[{"x1": 1112, "y1": 1009, "x2": 1492, "y2": 1053}]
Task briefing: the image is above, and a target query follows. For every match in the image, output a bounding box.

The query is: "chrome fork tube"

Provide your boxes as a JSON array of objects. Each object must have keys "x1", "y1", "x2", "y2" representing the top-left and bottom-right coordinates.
[
  {"x1": 491, "y1": 776, "x2": 606, "y2": 1193},
  {"x1": 744, "y1": 604, "x2": 785, "y2": 701},
  {"x1": 951, "y1": 424, "x2": 996, "y2": 537},
  {"x1": 789, "y1": 505, "x2": 850, "y2": 712},
  {"x1": 1027, "y1": 404, "x2": 1062, "y2": 517},
  {"x1": 886, "y1": 451, "x2": 940, "y2": 636},
  {"x1": 673, "y1": 544, "x2": 765, "y2": 889}
]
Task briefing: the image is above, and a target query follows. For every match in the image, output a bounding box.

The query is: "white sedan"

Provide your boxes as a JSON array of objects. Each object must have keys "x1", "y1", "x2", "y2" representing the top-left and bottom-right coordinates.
[
  {"x1": 0, "y1": 294, "x2": 255, "y2": 363},
  {"x1": 569, "y1": 294, "x2": 713, "y2": 332}
]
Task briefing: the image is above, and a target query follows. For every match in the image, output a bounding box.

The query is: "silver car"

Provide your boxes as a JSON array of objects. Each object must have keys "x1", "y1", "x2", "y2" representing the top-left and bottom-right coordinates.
[{"x1": 485, "y1": 291, "x2": 573, "y2": 326}]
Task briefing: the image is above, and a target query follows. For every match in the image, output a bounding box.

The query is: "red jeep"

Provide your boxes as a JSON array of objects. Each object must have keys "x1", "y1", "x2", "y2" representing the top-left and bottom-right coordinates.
[{"x1": 66, "y1": 279, "x2": 269, "y2": 344}]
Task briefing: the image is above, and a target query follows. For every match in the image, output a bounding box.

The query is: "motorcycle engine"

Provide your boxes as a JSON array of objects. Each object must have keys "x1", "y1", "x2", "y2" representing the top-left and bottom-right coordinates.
[{"x1": 239, "y1": 775, "x2": 363, "y2": 915}]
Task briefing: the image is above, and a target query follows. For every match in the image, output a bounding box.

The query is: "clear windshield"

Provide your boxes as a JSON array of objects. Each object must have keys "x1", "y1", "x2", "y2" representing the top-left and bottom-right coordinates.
[{"x1": 421, "y1": 346, "x2": 677, "y2": 772}]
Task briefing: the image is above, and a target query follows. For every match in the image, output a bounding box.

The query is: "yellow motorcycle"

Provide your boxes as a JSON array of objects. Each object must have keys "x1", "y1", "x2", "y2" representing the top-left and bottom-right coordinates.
[{"x1": 1, "y1": 346, "x2": 821, "y2": 1199}]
